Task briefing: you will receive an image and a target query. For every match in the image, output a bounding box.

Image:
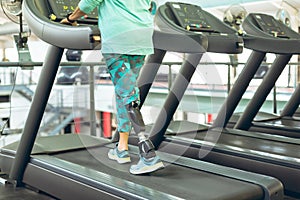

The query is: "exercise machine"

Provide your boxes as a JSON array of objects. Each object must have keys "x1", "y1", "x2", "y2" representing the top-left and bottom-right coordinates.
[
  {"x1": 133, "y1": 2, "x2": 300, "y2": 197},
  {"x1": 225, "y1": 13, "x2": 300, "y2": 139},
  {"x1": 0, "y1": 0, "x2": 283, "y2": 199}
]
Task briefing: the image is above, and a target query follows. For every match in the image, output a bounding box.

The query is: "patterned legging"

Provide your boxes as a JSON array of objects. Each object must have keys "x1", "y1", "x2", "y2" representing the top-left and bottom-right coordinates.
[{"x1": 102, "y1": 54, "x2": 146, "y2": 133}]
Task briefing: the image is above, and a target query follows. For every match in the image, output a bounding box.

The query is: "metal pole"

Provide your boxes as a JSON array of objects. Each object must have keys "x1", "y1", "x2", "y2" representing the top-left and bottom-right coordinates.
[
  {"x1": 9, "y1": 45, "x2": 64, "y2": 186},
  {"x1": 149, "y1": 53, "x2": 203, "y2": 148},
  {"x1": 168, "y1": 64, "x2": 172, "y2": 91},
  {"x1": 280, "y1": 83, "x2": 300, "y2": 117},
  {"x1": 234, "y1": 54, "x2": 292, "y2": 130},
  {"x1": 138, "y1": 48, "x2": 166, "y2": 107},
  {"x1": 211, "y1": 51, "x2": 266, "y2": 128},
  {"x1": 227, "y1": 64, "x2": 231, "y2": 93},
  {"x1": 89, "y1": 66, "x2": 96, "y2": 136},
  {"x1": 273, "y1": 86, "x2": 277, "y2": 114}
]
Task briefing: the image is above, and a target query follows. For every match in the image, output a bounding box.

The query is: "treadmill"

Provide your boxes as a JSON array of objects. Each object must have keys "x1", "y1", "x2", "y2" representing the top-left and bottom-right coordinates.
[
  {"x1": 138, "y1": 1, "x2": 244, "y2": 136},
  {"x1": 225, "y1": 14, "x2": 300, "y2": 139},
  {"x1": 0, "y1": 0, "x2": 283, "y2": 200},
  {"x1": 293, "y1": 96, "x2": 300, "y2": 117},
  {"x1": 132, "y1": 2, "x2": 300, "y2": 198}
]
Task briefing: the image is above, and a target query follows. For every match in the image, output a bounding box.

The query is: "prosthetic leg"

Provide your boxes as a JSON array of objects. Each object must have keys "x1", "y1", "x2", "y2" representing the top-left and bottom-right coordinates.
[{"x1": 126, "y1": 101, "x2": 164, "y2": 174}]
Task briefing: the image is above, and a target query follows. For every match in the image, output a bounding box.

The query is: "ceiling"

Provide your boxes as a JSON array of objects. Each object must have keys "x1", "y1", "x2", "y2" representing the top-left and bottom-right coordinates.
[
  {"x1": 0, "y1": 0, "x2": 299, "y2": 26},
  {"x1": 1, "y1": 0, "x2": 300, "y2": 24},
  {"x1": 1, "y1": 0, "x2": 300, "y2": 48}
]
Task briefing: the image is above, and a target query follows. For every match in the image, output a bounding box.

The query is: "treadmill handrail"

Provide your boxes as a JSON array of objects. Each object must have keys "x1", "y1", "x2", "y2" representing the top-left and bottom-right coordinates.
[
  {"x1": 242, "y1": 13, "x2": 300, "y2": 54},
  {"x1": 152, "y1": 30, "x2": 208, "y2": 53},
  {"x1": 243, "y1": 34, "x2": 300, "y2": 54},
  {"x1": 23, "y1": 0, "x2": 101, "y2": 50}
]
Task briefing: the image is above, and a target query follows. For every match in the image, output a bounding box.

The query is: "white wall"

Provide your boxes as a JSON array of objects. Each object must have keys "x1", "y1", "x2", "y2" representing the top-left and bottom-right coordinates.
[{"x1": 1, "y1": 0, "x2": 299, "y2": 87}]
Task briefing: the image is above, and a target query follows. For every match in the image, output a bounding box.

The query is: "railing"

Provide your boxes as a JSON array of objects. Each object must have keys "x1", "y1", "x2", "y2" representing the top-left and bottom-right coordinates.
[
  {"x1": 0, "y1": 60, "x2": 297, "y2": 87},
  {"x1": 0, "y1": 60, "x2": 298, "y2": 135}
]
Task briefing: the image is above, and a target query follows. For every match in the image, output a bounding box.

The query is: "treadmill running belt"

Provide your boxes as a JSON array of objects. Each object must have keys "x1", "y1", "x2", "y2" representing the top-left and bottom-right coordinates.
[
  {"x1": 184, "y1": 129, "x2": 300, "y2": 161},
  {"x1": 261, "y1": 119, "x2": 300, "y2": 127},
  {"x1": 52, "y1": 145, "x2": 263, "y2": 200}
]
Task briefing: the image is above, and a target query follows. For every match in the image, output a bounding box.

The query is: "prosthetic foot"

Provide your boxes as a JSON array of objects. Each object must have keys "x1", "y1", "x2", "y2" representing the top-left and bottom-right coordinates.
[{"x1": 126, "y1": 102, "x2": 164, "y2": 174}]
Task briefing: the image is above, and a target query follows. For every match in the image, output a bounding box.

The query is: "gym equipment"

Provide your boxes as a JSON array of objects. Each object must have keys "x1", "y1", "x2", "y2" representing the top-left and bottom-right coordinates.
[
  {"x1": 226, "y1": 13, "x2": 300, "y2": 139},
  {"x1": 134, "y1": 2, "x2": 300, "y2": 197},
  {"x1": 0, "y1": 1, "x2": 282, "y2": 200}
]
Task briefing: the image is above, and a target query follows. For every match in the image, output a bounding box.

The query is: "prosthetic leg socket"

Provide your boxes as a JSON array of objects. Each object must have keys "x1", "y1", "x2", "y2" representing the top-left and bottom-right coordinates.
[{"x1": 126, "y1": 102, "x2": 156, "y2": 159}]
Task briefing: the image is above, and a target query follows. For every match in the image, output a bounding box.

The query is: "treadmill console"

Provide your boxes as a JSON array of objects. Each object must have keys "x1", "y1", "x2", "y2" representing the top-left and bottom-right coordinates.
[
  {"x1": 252, "y1": 14, "x2": 288, "y2": 38},
  {"x1": 48, "y1": 0, "x2": 98, "y2": 23},
  {"x1": 166, "y1": 2, "x2": 213, "y2": 32}
]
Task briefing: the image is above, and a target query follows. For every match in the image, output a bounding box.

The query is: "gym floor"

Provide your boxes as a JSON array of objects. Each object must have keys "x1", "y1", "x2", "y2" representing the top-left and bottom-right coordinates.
[
  {"x1": 0, "y1": 134, "x2": 55, "y2": 200},
  {"x1": 0, "y1": 181, "x2": 56, "y2": 200}
]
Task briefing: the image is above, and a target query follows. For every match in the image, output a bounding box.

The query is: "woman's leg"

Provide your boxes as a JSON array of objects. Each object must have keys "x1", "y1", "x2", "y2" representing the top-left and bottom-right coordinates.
[
  {"x1": 104, "y1": 54, "x2": 164, "y2": 173},
  {"x1": 103, "y1": 54, "x2": 145, "y2": 150},
  {"x1": 118, "y1": 132, "x2": 129, "y2": 150}
]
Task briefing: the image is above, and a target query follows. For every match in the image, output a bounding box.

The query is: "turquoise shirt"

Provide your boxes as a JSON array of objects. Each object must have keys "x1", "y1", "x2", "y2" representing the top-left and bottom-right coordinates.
[{"x1": 78, "y1": 0, "x2": 154, "y2": 55}]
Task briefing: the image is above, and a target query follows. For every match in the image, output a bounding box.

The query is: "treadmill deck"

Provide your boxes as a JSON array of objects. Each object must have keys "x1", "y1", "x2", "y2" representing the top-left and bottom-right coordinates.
[{"x1": 0, "y1": 134, "x2": 273, "y2": 200}]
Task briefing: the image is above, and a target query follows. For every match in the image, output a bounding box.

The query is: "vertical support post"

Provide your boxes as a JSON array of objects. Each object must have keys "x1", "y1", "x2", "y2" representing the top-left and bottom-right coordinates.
[
  {"x1": 273, "y1": 86, "x2": 277, "y2": 114},
  {"x1": 211, "y1": 51, "x2": 266, "y2": 128},
  {"x1": 102, "y1": 112, "x2": 112, "y2": 138},
  {"x1": 280, "y1": 83, "x2": 300, "y2": 117},
  {"x1": 207, "y1": 113, "x2": 213, "y2": 124},
  {"x1": 89, "y1": 65, "x2": 96, "y2": 136},
  {"x1": 234, "y1": 54, "x2": 292, "y2": 130},
  {"x1": 74, "y1": 118, "x2": 81, "y2": 133},
  {"x1": 227, "y1": 63, "x2": 231, "y2": 93},
  {"x1": 149, "y1": 53, "x2": 203, "y2": 148},
  {"x1": 9, "y1": 45, "x2": 64, "y2": 185},
  {"x1": 138, "y1": 48, "x2": 166, "y2": 107},
  {"x1": 168, "y1": 64, "x2": 173, "y2": 91}
]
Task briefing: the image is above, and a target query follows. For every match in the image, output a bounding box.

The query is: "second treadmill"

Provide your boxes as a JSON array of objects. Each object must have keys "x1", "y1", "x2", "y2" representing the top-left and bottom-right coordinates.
[
  {"x1": 133, "y1": 2, "x2": 300, "y2": 197},
  {"x1": 0, "y1": 0, "x2": 282, "y2": 200},
  {"x1": 225, "y1": 13, "x2": 300, "y2": 139}
]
